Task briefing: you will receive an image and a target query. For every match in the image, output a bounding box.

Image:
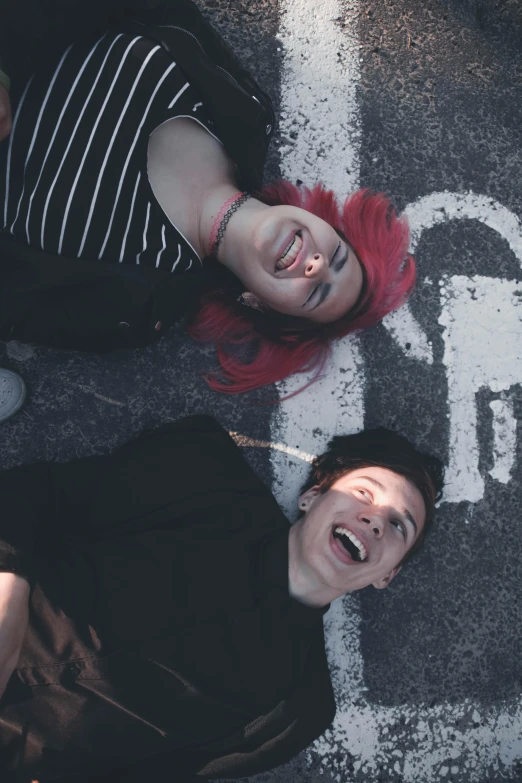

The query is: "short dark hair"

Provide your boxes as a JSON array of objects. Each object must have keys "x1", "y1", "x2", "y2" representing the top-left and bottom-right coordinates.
[{"x1": 301, "y1": 428, "x2": 444, "y2": 566}]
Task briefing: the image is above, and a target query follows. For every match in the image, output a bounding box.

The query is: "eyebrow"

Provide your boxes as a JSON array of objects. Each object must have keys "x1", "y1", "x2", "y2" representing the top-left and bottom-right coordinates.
[{"x1": 356, "y1": 475, "x2": 418, "y2": 537}]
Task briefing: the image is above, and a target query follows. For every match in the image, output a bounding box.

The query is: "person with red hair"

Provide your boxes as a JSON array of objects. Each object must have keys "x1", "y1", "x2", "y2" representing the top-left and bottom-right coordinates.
[
  {"x1": 0, "y1": 0, "x2": 414, "y2": 394},
  {"x1": 192, "y1": 181, "x2": 413, "y2": 392}
]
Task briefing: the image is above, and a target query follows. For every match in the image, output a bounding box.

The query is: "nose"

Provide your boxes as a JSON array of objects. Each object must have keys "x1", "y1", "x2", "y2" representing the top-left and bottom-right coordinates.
[
  {"x1": 361, "y1": 510, "x2": 386, "y2": 538},
  {"x1": 304, "y1": 253, "x2": 326, "y2": 278}
]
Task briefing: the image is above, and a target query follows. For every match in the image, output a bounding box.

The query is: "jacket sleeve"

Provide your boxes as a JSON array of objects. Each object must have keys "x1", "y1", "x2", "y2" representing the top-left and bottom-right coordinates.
[
  {"x1": 70, "y1": 641, "x2": 336, "y2": 782},
  {"x1": 0, "y1": 461, "x2": 54, "y2": 584},
  {"x1": 0, "y1": 416, "x2": 265, "y2": 584},
  {"x1": 0, "y1": 236, "x2": 202, "y2": 352}
]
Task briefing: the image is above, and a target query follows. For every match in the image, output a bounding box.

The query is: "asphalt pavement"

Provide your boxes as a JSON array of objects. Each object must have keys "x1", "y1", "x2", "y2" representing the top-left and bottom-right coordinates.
[{"x1": 1, "y1": 1, "x2": 522, "y2": 781}]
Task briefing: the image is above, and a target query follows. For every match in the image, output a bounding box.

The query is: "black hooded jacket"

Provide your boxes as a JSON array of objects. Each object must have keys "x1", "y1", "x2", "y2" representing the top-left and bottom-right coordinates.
[{"x1": 0, "y1": 416, "x2": 335, "y2": 782}]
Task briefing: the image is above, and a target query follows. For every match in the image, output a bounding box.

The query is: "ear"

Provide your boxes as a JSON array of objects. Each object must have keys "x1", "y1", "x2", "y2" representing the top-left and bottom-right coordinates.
[
  {"x1": 237, "y1": 292, "x2": 268, "y2": 312},
  {"x1": 372, "y1": 565, "x2": 402, "y2": 590},
  {"x1": 298, "y1": 485, "x2": 320, "y2": 513}
]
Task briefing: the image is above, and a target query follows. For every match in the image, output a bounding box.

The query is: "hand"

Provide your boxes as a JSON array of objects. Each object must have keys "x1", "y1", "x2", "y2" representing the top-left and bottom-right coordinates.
[
  {"x1": 0, "y1": 84, "x2": 12, "y2": 142},
  {"x1": 0, "y1": 572, "x2": 29, "y2": 700}
]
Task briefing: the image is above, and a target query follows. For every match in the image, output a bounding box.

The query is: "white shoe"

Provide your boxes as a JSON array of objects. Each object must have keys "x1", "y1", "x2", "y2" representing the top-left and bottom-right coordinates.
[{"x1": 0, "y1": 369, "x2": 26, "y2": 423}]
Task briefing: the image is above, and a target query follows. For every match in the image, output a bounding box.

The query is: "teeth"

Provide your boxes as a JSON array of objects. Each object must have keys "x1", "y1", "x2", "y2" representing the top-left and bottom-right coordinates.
[
  {"x1": 334, "y1": 526, "x2": 368, "y2": 561},
  {"x1": 275, "y1": 233, "x2": 303, "y2": 271}
]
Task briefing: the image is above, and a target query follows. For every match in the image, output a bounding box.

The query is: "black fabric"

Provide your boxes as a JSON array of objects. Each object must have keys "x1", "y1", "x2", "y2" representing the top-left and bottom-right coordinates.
[
  {"x1": 0, "y1": 0, "x2": 275, "y2": 352},
  {"x1": 0, "y1": 416, "x2": 335, "y2": 782},
  {"x1": 0, "y1": 234, "x2": 201, "y2": 350},
  {"x1": 121, "y1": 3, "x2": 275, "y2": 192},
  {"x1": 1, "y1": 32, "x2": 214, "y2": 271}
]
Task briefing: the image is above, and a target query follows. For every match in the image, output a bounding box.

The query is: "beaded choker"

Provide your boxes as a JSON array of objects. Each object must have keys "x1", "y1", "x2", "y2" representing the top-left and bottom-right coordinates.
[{"x1": 208, "y1": 192, "x2": 251, "y2": 258}]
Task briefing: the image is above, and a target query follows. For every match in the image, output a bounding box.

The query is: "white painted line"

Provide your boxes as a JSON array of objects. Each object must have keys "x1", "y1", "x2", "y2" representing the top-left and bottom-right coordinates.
[
  {"x1": 316, "y1": 597, "x2": 522, "y2": 782},
  {"x1": 405, "y1": 191, "x2": 522, "y2": 264},
  {"x1": 439, "y1": 275, "x2": 522, "y2": 503},
  {"x1": 273, "y1": 0, "x2": 363, "y2": 522},
  {"x1": 383, "y1": 305, "x2": 434, "y2": 364},
  {"x1": 489, "y1": 397, "x2": 517, "y2": 484},
  {"x1": 384, "y1": 190, "x2": 522, "y2": 366},
  {"x1": 276, "y1": 0, "x2": 361, "y2": 192}
]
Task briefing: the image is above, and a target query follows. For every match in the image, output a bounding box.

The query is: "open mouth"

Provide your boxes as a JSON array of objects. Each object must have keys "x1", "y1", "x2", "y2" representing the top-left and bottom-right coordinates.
[
  {"x1": 275, "y1": 231, "x2": 303, "y2": 271},
  {"x1": 333, "y1": 526, "x2": 368, "y2": 563}
]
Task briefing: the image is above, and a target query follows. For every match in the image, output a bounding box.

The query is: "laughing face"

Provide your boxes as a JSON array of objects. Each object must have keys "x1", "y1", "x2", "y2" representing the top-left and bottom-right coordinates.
[
  {"x1": 223, "y1": 203, "x2": 364, "y2": 324},
  {"x1": 288, "y1": 466, "x2": 427, "y2": 607}
]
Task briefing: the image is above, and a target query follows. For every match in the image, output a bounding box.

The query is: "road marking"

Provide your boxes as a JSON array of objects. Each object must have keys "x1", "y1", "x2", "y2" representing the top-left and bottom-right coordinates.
[
  {"x1": 318, "y1": 597, "x2": 522, "y2": 782},
  {"x1": 273, "y1": 1, "x2": 522, "y2": 780},
  {"x1": 273, "y1": 0, "x2": 363, "y2": 521},
  {"x1": 276, "y1": 0, "x2": 361, "y2": 194},
  {"x1": 439, "y1": 275, "x2": 522, "y2": 503},
  {"x1": 489, "y1": 397, "x2": 517, "y2": 484},
  {"x1": 405, "y1": 191, "x2": 522, "y2": 262},
  {"x1": 384, "y1": 192, "x2": 522, "y2": 504},
  {"x1": 382, "y1": 304, "x2": 434, "y2": 364}
]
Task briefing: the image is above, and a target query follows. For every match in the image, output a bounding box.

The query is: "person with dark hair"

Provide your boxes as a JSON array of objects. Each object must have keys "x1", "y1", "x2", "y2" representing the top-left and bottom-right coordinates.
[
  {"x1": 0, "y1": 415, "x2": 443, "y2": 782},
  {"x1": 0, "y1": 0, "x2": 415, "y2": 393}
]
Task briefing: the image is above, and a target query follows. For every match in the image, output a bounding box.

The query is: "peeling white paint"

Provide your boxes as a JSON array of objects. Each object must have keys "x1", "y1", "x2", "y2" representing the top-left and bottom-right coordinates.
[
  {"x1": 315, "y1": 597, "x2": 522, "y2": 781},
  {"x1": 271, "y1": 336, "x2": 365, "y2": 520},
  {"x1": 405, "y1": 191, "x2": 522, "y2": 263},
  {"x1": 382, "y1": 305, "x2": 434, "y2": 364},
  {"x1": 277, "y1": 0, "x2": 361, "y2": 193},
  {"x1": 439, "y1": 275, "x2": 522, "y2": 503},
  {"x1": 489, "y1": 397, "x2": 517, "y2": 484},
  {"x1": 384, "y1": 191, "x2": 522, "y2": 505},
  {"x1": 272, "y1": 0, "x2": 364, "y2": 520},
  {"x1": 385, "y1": 191, "x2": 522, "y2": 365}
]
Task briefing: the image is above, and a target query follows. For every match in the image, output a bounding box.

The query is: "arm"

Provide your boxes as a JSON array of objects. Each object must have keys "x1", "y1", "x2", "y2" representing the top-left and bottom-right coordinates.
[
  {"x1": 0, "y1": 416, "x2": 255, "y2": 582},
  {"x1": 0, "y1": 572, "x2": 29, "y2": 700}
]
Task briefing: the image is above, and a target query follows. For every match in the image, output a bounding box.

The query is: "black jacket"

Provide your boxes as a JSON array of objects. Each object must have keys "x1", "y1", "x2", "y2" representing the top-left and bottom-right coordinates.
[
  {"x1": 0, "y1": 416, "x2": 335, "y2": 782},
  {"x1": 0, "y1": 1, "x2": 275, "y2": 352}
]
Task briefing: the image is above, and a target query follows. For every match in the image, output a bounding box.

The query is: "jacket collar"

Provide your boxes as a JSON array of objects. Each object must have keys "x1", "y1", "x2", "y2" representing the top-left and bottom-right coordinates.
[{"x1": 256, "y1": 526, "x2": 329, "y2": 625}]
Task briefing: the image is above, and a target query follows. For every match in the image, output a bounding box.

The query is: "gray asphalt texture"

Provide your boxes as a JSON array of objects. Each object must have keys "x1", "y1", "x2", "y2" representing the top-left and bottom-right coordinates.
[{"x1": 1, "y1": 1, "x2": 522, "y2": 782}]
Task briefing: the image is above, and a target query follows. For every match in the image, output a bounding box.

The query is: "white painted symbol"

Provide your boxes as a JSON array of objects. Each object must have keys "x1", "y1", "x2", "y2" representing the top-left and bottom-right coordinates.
[
  {"x1": 384, "y1": 191, "x2": 522, "y2": 504},
  {"x1": 489, "y1": 396, "x2": 517, "y2": 483},
  {"x1": 439, "y1": 275, "x2": 522, "y2": 503}
]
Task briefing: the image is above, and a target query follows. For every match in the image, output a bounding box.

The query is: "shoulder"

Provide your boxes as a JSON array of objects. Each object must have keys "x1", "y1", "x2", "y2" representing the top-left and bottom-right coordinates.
[{"x1": 129, "y1": 415, "x2": 273, "y2": 496}]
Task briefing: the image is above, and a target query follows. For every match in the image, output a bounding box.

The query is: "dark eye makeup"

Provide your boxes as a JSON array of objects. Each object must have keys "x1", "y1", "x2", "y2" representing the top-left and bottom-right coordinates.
[{"x1": 307, "y1": 241, "x2": 348, "y2": 310}]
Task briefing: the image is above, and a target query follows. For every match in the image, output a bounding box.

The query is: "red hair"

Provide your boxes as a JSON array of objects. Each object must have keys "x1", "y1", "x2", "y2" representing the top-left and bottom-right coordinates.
[{"x1": 187, "y1": 182, "x2": 415, "y2": 394}]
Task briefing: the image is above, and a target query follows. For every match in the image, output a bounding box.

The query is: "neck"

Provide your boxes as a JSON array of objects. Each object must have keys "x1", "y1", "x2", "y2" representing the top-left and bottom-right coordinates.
[
  {"x1": 198, "y1": 183, "x2": 242, "y2": 258},
  {"x1": 197, "y1": 183, "x2": 270, "y2": 273},
  {"x1": 287, "y1": 524, "x2": 339, "y2": 608}
]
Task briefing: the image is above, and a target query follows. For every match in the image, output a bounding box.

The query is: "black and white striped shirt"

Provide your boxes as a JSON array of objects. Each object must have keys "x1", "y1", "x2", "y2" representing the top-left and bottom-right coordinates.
[{"x1": 1, "y1": 32, "x2": 215, "y2": 273}]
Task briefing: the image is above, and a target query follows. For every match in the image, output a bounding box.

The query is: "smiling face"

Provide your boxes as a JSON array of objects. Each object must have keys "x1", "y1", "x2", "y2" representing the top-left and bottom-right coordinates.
[
  {"x1": 288, "y1": 466, "x2": 427, "y2": 607},
  {"x1": 223, "y1": 202, "x2": 364, "y2": 324}
]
